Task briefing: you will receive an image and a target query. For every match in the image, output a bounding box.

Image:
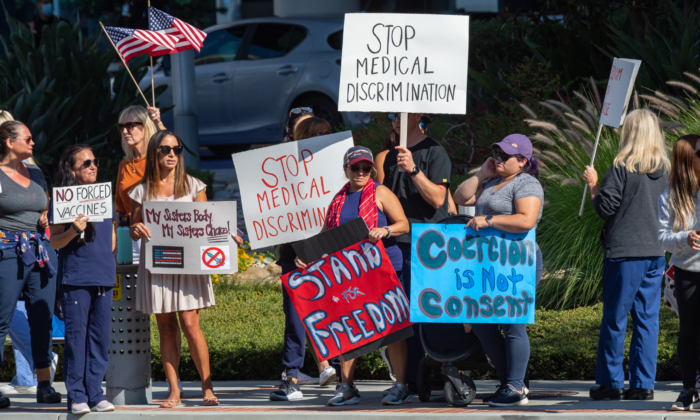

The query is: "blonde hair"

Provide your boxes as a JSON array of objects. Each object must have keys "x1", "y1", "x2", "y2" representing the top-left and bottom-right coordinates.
[
  {"x1": 118, "y1": 106, "x2": 157, "y2": 160},
  {"x1": 0, "y1": 110, "x2": 14, "y2": 125},
  {"x1": 613, "y1": 109, "x2": 671, "y2": 174}
]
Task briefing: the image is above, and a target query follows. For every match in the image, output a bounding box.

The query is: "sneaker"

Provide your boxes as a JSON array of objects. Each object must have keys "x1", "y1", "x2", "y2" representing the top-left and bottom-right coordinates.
[
  {"x1": 487, "y1": 384, "x2": 528, "y2": 407},
  {"x1": 0, "y1": 393, "x2": 8, "y2": 409},
  {"x1": 36, "y1": 385, "x2": 61, "y2": 404},
  {"x1": 327, "y1": 383, "x2": 360, "y2": 406},
  {"x1": 319, "y1": 366, "x2": 337, "y2": 387},
  {"x1": 381, "y1": 348, "x2": 396, "y2": 381},
  {"x1": 671, "y1": 388, "x2": 698, "y2": 411},
  {"x1": 296, "y1": 371, "x2": 319, "y2": 386},
  {"x1": 0, "y1": 385, "x2": 18, "y2": 395},
  {"x1": 71, "y1": 402, "x2": 90, "y2": 415},
  {"x1": 92, "y1": 400, "x2": 115, "y2": 412},
  {"x1": 382, "y1": 382, "x2": 411, "y2": 405},
  {"x1": 482, "y1": 385, "x2": 508, "y2": 403},
  {"x1": 50, "y1": 353, "x2": 58, "y2": 385},
  {"x1": 270, "y1": 376, "x2": 303, "y2": 401}
]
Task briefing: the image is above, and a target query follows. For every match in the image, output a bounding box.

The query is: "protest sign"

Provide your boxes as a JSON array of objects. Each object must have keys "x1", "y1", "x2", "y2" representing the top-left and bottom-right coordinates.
[
  {"x1": 52, "y1": 182, "x2": 113, "y2": 223},
  {"x1": 282, "y1": 238, "x2": 412, "y2": 361},
  {"x1": 599, "y1": 58, "x2": 642, "y2": 128},
  {"x1": 232, "y1": 132, "x2": 353, "y2": 250},
  {"x1": 410, "y1": 224, "x2": 537, "y2": 324},
  {"x1": 338, "y1": 13, "x2": 469, "y2": 115},
  {"x1": 143, "y1": 201, "x2": 238, "y2": 275}
]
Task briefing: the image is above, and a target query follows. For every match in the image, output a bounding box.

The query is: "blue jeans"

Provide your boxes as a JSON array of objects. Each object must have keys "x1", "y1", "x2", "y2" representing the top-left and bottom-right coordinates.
[{"x1": 595, "y1": 256, "x2": 664, "y2": 389}]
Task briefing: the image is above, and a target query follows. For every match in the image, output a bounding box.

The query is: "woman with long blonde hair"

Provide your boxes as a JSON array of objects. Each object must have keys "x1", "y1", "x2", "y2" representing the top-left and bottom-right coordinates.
[
  {"x1": 659, "y1": 134, "x2": 700, "y2": 410},
  {"x1": 583, "y1": 109, "x2": 670, "y2": 402}
]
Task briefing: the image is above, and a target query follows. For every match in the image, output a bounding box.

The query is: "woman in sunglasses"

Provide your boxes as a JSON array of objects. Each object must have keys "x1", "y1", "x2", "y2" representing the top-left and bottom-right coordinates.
[
  {"x1": 115, "y1": 105, "x2": 165, "y2": 264},
  {"x1": 292, "y1": 146, "x2": 411, "y2": 407},
  {"x1": 283, "y1": 107, "x2": 313, "y2": 142},
  {"x1": 128, "y1": 131, "x2": 238, "y2": 408},
  {"x1": 0, "y1": 121, "x2": 61, "y2": 408},
  {"x1": 48, "y1": 145, "x2": 116, "y2": 414},
  {"x1": 453, "y1": 134, "x2": 544, "y2": 407}
]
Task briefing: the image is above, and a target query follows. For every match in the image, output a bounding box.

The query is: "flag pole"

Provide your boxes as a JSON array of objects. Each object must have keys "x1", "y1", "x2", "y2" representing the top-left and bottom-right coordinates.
[
  {"x1": 148, "y1": 0, "x2": 155, "y2": 108},
  {"x1": 99, "y1": 22, "x2": 150, "y2": 107}
]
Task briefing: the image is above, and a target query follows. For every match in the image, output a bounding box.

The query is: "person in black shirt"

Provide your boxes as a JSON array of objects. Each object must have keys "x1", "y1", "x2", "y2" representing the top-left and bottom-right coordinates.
[
  {"x1": 382, "y1": 112, "x2": 451, "y2": 392},
  {"x1": 30, "y1": 0, "x2": 69, "y2": 47}
]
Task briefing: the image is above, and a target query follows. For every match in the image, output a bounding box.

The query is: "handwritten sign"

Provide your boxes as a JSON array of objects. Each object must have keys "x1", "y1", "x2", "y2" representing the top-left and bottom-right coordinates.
[
  {"x1": 143, "y1": 201, "x2": 238, "y2": 274},
  {"x1": 338, "y1": 13, "x2": 469, "y2": 114},
  {"x1": 282, "y1": 240, "x2": 412, "y2": 361},
  {"x1": 410, "y1": 224, "x2": 537, "y2": 324},
  {"x1": 599, "y1": 58, "x2": 642, "y2": 128},
  {"x1": 232, "y1": 132, "x2": 353, "y2": 250},
  {"x1": 52, "y1": 182, "x2": 112, "y2": 223}
]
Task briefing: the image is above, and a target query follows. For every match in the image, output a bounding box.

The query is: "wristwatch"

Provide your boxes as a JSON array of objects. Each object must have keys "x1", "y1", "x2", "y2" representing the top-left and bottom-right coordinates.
[
  {"x1": 486, "y1": 215, "x2": 494, "y2": 227},
  {"x1": 72, "y1": 224, "x2": 83, "y2": 234},
  {"x1": 383, "y1": 226, "x2": 392, "y2": 238},
  {"x1": 410, "y1": 166, "x2": 421, "y2": 177}
]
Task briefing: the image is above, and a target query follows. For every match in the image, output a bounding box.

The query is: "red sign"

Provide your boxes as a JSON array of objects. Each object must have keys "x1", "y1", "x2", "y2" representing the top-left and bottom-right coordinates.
[
  {"x1": 202, "y1": 247, "x2": 225, "y2": 269},
  {"x1": 282, "y1": 240, "x2": 412, "y2": 361}
]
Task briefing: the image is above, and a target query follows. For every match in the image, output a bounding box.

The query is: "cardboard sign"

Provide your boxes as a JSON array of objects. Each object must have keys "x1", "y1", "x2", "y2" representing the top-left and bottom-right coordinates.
[
  {"x1": 143, "y1": 201, "x2": 238, "y2": 274},
  {"x1": 232, "y1": 132, "x2": 353, "y2": 250},
  {"x1": 52, "y1": 182, "x2": 113, "y2": 223},
  {"x1": 410, "y1": 224, "x2": 537, "y2": 324},
  {"x1": 599, "y1": 58, "x2": 642, "y2": 128},
  {"x1": 282, "y1": 239, "x2": 412, "y2": 361},
  {"x1": 338, "y1": 13, "x2": 469, "y2": 114}
]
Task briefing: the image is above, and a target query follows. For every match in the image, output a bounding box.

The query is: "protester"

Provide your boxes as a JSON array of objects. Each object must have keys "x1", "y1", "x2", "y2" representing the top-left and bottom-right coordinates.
[
  {"x1": 115, "y1": 105, "x2": 165, "y2": 264},
  {"x1": 381, "y1": 112, "x2": 452, "y2": 393},
  {"x1": 270, "y1": 117, "x2": 338, "y2": 400},
  {"x1": 129, "y1": 130, "x2": 241, "y2": 408},
  {"x1": 582, "y1": 109, "x2": 670, "y2": 402},
  {"x1": 0, "y1": 121, "x2": 61, "y2": 407},
  {"x1": 48, "y1": 145, "x2": 116, "y2": 414},
  {"x1": 452, "y1": 134, "x2": 544, "y2": 406},
  {"x1": 283, "y1": 107, "x2": 313, "y2": 142},
  {"x1": 293, "y1": 146, "x2": 411, "y2": 406},
  {"x1": 658, "y1": 134, "x2": 700, "y2": 410}
]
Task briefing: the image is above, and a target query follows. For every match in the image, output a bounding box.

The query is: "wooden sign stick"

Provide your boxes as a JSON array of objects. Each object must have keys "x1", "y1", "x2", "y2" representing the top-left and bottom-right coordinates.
[
  {"x1": 99, "y1": 22, "x2": 150, "y2": 108},
  {"x1": 399, "y1": 112, "x2": 408, "y2": 147},
  {"x1": 578, "y1": 123, "x2": 604, "y2": 216}
]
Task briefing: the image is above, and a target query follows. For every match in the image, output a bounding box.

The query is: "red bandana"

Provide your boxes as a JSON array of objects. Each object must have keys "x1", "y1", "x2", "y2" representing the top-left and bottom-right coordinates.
[{"x1": 327, "y1": 179, "x2": 378, "y2": 230}]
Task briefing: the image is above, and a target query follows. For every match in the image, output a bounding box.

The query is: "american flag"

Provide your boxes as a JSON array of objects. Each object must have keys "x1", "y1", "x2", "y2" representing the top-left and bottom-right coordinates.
[
  {"x1": 148, "y1": 7, "x2": 207, "y2": 56},
  {"x1": 104, "y1": 26, "x2": 178, "y2": 62}
]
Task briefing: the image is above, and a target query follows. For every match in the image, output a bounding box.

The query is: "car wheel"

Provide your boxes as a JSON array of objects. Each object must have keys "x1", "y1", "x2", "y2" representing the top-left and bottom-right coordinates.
[
  {"x1": 208, "y1": 144, "x2": 251, "y2": 157},
  {"x1": 296, "y1": 96, "x2": 342, "y2": 129}
]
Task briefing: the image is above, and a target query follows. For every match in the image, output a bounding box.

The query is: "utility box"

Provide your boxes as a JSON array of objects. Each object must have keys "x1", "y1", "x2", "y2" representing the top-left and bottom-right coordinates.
[{"x1": 106, "y1": 265, "x2": 152, "y2": 405}]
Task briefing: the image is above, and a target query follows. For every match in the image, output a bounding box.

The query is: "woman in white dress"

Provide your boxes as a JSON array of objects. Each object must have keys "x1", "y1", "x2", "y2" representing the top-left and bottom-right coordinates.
[{"x1": 128, "y1": 130, "x2": 241, "y2": 408}]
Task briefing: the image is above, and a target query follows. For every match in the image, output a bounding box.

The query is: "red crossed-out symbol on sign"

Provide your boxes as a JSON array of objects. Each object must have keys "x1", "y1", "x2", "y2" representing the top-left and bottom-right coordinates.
[{"x1": 202, "y1": 247, "x2": 225, "y2": 269}]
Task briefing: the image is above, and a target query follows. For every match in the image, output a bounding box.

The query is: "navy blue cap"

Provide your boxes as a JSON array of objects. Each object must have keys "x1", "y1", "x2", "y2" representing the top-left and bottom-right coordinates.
[{"x1": 344, "y1": 146, "x2": 374, "y2": 166}]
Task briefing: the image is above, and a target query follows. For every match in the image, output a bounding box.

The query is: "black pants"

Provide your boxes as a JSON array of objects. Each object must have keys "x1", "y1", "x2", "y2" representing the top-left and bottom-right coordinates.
[{"x1": 674, "y1": 267, "x2": 700, "y2": 388}]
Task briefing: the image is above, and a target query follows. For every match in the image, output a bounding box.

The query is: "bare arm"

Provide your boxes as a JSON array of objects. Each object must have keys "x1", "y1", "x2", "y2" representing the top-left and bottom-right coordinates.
[
  {"x1": 454, "y1": 158, "x2": 497, "y2": 206},
  {"x1": 476, "y1": 196, "x2": 541, "y2": 233},
  {"x1": 375, "y1": 185, "x2": 409, "y2": 237},
  {"x1": 395, "y1": 145, "x2": 447, "y2": 209},
  {"x1": 375, "y1": 150, "x2": 389, "y2": 184},
  {"x1": 112, "y1": 223, "x2": 116, "y2": 252},
  {"x1": 49, "y1": 214, "x2": 89, "y2": 249},
  {"x1": 130, "y1": 200, "x2": 150, "y2": 240}
]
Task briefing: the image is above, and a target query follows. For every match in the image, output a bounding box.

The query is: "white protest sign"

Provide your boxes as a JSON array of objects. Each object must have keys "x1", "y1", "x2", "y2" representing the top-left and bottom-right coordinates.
[
  {"x1": 143, "y1": 201, "x2": 238, "y2": 275},
  {"x1": 52, "y1": 182, "x2": 112, "y2": 223},
  {"x1": 232, "y1": 131, "x2": 353, "y2": 250},
  {"x1": 338, "y1": 13, "x2": 469, "y2": 114},
  {"x1": 599, "y1": 58, "x2": 642, "y2": 128}
]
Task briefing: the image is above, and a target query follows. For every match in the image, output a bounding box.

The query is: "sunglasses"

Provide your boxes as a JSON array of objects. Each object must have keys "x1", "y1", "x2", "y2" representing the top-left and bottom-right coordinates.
[
  {"x1": 79, "y1": 158, "x2": 99, "y2": 169},
  {"x1": 117, "y1": 122, "x2": 144, "y2": 132},
  {"x1": 387, "y1": 113, "x2": 401, "y2": 122},
  {"x1": 159, "y1": 145, "x2": 184, "y2": 156},
  {"x1": 20, "y1": 136, "x2": 33, "y2": 144},
  {"x1": 349, "y1": 164, "x2": 373, "y2": 173},
  {"x1": 492, "y1": 150, "x2": 515, "y2": 162},
  {"x1": 290, "y1": 107, "x2": 313, "y2": 115}
]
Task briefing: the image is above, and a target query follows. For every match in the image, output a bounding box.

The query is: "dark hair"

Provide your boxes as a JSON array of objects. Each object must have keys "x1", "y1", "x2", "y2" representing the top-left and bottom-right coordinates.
[
  {"x1": 54, "y1": 143, "x2": 96, "y2": 242},
  {"x1": 0, "y1": 121, "x2": 26, "y2": 159},
  {"x1": 143, "y1": 130, "x2": 190, "y2": 200},
  {"x1": 514, "y1": 154, "x2": 544, "y2": 191},
  {"x1": 383, "y1": 128, "x2": 397, "y2": 151},
  {"x1": 283, "y1": 108, "x2": 314, "y2": 142}
]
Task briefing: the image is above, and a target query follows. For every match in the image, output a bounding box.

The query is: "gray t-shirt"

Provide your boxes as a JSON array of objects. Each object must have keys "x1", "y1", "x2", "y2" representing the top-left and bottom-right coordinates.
[
  {"x1": 475, "y1": 173, "x2": 544, "y2": 229},
  {"x1": 0, "y1": 165, "x2": 48, "y2": 233}
]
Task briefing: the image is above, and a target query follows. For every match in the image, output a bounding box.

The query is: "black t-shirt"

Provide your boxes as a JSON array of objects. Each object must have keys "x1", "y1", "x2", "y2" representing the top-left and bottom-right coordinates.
[{"x1": 383, "y1": 137, "x2": 451, "y2": 243}]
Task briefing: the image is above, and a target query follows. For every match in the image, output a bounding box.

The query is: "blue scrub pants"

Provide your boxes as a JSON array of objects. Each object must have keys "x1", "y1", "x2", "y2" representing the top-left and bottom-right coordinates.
[
  {"x1": 595, "y1": 256, "x2": 665, "y2": 390},
  {"x1": 61, "y1": 285, "x2": 112, "y2": 407}
]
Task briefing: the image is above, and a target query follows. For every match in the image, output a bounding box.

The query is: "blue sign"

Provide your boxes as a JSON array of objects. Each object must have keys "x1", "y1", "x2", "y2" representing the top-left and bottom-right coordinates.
[{"x1": 410, "y1": 224, "x2": 536, "y2": 324}]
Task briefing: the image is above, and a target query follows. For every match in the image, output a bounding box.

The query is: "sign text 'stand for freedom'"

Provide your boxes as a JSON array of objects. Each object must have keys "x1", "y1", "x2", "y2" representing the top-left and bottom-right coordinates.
[
  {"x1": 410, "y1": 225, "x2": 537, "y2": 324},
  {"x1": 52, "y1": 182, "x2": 112, "y2": 223},
  {"x1": 233, "y1": 132, "x2": 354, "y2": 249},
  {"x1": 338, "y1": 13, "x2": 469, "y2": 114}
]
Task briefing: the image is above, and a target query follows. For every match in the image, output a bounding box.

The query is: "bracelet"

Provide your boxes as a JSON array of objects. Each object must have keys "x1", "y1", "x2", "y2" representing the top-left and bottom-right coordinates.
[{"x1": 71, "y1": 224, "x2": 83, "y2": 234}]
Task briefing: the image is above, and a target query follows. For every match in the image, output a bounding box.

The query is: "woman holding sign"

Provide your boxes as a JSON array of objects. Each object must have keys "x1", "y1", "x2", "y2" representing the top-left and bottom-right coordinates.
[
  {"x1": 129, "y1": 131, "x2": 241, "y2": 408},
  {"x1": 583, "y1": 109, "x2": 669, "y2": 403},
  {"x1": 453, "y1": 134, "x2": 543, "y2": 407},
  {"x1": 0, "y1": 121, "x2": 61, "y2": 408},
  {"x1": 49, "y1": 145, "x2": 116, "y2": 414},
  {"x1": 293, "y1": 146, "x2": 411, "y2": 406}
]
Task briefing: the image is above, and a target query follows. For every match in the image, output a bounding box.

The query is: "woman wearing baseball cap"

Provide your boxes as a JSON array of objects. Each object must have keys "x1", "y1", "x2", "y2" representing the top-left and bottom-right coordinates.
[
  {"x1": 453, "y1": 134, "x2": 544, "y2": 407},
  {"x1": 294, "y1": 145, "x2": 412, "y2": 406}
]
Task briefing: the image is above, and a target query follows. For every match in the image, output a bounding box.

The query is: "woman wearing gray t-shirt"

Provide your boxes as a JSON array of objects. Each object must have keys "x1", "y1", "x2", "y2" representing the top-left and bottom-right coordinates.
[{"x1": 453, "y1": 134, "x2": 544, "y2": 407}]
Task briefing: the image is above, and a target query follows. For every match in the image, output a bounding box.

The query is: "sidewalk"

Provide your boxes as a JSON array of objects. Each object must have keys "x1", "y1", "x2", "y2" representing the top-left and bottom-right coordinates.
[{"x1": 0, "y1": 380, "x2": 694, "y2": 419}]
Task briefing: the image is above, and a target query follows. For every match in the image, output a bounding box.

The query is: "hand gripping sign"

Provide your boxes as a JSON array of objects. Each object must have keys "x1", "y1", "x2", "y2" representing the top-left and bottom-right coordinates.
[
  {"x1": 282, "y1": 239, "x2": 413, "y2": 361},
  {"x1": 410, "y1": 224, "x2": 537, "y2": 324}
]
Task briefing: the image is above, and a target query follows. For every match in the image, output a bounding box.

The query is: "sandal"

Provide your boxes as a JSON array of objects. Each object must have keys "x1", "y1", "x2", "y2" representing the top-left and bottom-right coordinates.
[
  {"x1": 159, "y1": 400, "x2": 182, "y2": 408},
  {"x1": 203, "y1": 397, "x2": 219, "y2": 406}
]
